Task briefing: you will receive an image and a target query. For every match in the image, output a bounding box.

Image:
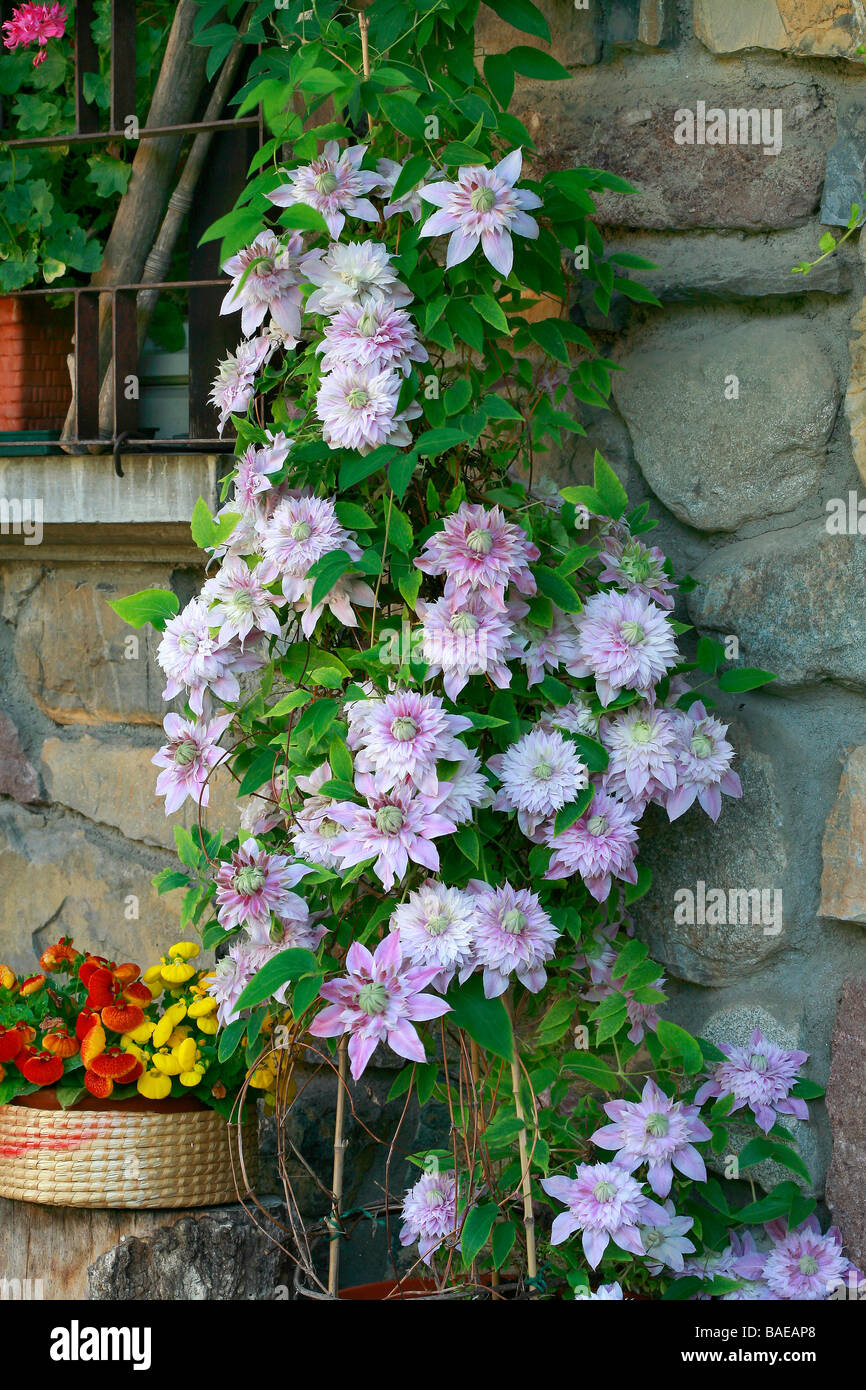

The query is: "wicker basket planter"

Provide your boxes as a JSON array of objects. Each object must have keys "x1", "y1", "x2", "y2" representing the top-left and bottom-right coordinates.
[{"x1": 0, "y1": 1089, "x2": 258, "y2": 1209}]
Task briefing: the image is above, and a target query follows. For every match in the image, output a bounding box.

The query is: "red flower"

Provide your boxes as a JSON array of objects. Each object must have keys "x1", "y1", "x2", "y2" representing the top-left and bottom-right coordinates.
[
  {"x1": 19, "y1": 1050, "x2": 64, "y2": 1085},
  {"x1": 0, "y1": 1026, "x2": 23, "y2": 1062},
  {"x1": 84, "y1": 1070, "x2": 113, "y2": 1099},
  {"x1": 39, "y1": 937, "x2": 77, "y2": 973},
  {"x1": 88, "y1": 1047, "x2": 138, "y2": 1080},
  {"x1": 42, "y1": 1028, "x2": 79, "y2": 1059},
  {"x1": 75, "y1": 1007, "x2": 100, "y2": 1041},
  {"x1": 101, "y1": 1003, "x2": 146, "y2": 1034},
  {"x1": 19, "y1": 973, "x2": 45, "y2": 996}
]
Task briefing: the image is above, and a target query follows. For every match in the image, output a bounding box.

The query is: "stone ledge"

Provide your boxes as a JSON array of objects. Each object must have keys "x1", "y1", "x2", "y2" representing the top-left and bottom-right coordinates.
[{"x1": 0, "y1": 452, "x2": 221, "y2": 530}]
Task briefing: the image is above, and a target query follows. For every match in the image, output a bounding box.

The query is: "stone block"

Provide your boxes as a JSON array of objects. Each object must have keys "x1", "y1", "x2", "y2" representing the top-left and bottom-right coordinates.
[
  {"x1": 825, "y1": 977, "x2": 866, "y2": 1265},
  {"x1": 694, "y1": 0, "x2": 866, "y2": 61},
  {"x1": 820, "y1": 747, "x2": 866, "y2": 922},
  {"x1": 0, "y1": 713, "x2": 39, "y2": 804}
]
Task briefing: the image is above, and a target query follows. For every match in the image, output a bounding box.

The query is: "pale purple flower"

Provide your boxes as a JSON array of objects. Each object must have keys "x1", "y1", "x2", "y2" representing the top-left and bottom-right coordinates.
[
  {"x1": 152, "y1": 711, "x2": 232, "y2": 815},
  {"x1": 488, "y1": 727, "x2": 588, "y2": 837},
  {"x1": 415, "y1": 502, "x2": 539, "y2": 610},
  {"x1": 680, "y1": 1232, "x2": 773, "y2": 1299},
  {"x1": 241, "y1": 766, "x2": 288, "y2": 836},
  {"x1": 346, "y1": 690, "x2": 472, "y2": 795},
  {"x1": 400, "y1": 1170, "x2": 459, "y2": 1264},
  {"x1": 377, "y1": 158, "x2": 440, "y2": 223},
  {"x1": 233, "y1": 434, "x2": 292, "y2": 511},
  {"x1": 575, "y1": 1282, "x2": 624, "y2": 1300},
  {"x1": 316, "y1": 363, "x2": 406, "y2": 454},
  {"x1": 574, "y1": 590, "x2": 679, "y2": 706},
  {"x1": 639, "y1": 1201, "x2": 696, "y2": 1275},
  {"x1": 623, "y1": 990, "x2": 665, "y2": 1046},
  {"x1": 308, "y1": 931, "x2": 451, "y2": 1080},
  {"x1": 258, "y1": 494, "x2": 360, "y2": 601},
  {"x1": 597, "y1": 533, "x2": 677, "y2": 611},
  {"x1": 294, "y1": 570, "x2": 376, "y2": 638},
  {"x1": 201, "y1": 555, "x2": 284, "y2": 645},
  {"x1": 694, "y1": 1028, "x2": 809, "y2": 1134},
  {"x1": 509, "y1": 608, "x2": 585, "y2": 688},
  {"x1": 418, "y1": 149, "x2": 542, "y2": 278},
  {"x1": 760, "y1": 1217, "x2": 857, "y2": 1301},
  {"x1": 665, "y1": 701, "x2": 742, "y2": 823},
  {"x1": 318, "y1": 299, "x2": 427, "y2": 376},
  {"x1": 304, "y1": 240, "x2": 412, "y2": 316},
  {"x1": 417, "y1": 591, "x2": 517, "y2": 700},
  {"x1": 291, "y1": 762, "x2": 346, "y2": 870},
  {"x1": 541, "y1": 696, "x2": 600, "y2": 738},
  {"x1": 591, "y1": 1078, "x2": 711, "y2": 1198},
  {"x1": 209, "y1": 335, "x2": 272, "y2": 435},
  {"x1": 600, "y1": 702, "x2": 680, "y2": 806},
  {"x1": 392, "y1": 880, "x2": 477, "y2": 992},
  {"x1": 267, "y1": 141, "x2": 381, "y2": 239},
  {"x1": 468, "y1": 881, "x2": 559, "y2": 998},
  {"x1": 220, "y1": 230, "x2": 308, "y2": 341},
  {"x1": 541, "y1": 1162, "x2": 669, "y2": 1268},
  {"x1": 435, "y1": 751, "x2": 495, "y2": 825},
  {"x1": 158, "y1": 597, "x2": 256, "y2": 716},
  {"x1": 208, "y1": 944, "x2": 255, "y2": 1027},
  {"x1": 214, "y1": 838, "x2": 312, "y2": 939},
  {"x1": 327, "y1": 774, "x2": 457, "y2": 891},
  {"x1": 545, "y1": 787, "x2": 639, "y2": 901}
]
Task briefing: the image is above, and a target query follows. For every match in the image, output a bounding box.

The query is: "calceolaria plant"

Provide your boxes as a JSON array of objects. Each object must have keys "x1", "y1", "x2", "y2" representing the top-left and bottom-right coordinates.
[{"x1": 110, "y1": 0, "x2": 847, "y2": 1299}]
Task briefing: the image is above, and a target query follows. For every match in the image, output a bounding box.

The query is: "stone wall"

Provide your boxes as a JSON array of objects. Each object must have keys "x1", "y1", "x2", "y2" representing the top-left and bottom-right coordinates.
[{"x1": 2, "y1": 0, "x2": 866, "y2": 1267}]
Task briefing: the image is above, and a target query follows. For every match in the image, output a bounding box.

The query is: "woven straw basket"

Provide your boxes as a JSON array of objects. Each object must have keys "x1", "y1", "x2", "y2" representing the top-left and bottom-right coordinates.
[{"x1": 0, "y1": 1092, "x2": 258, "y2": 1209}]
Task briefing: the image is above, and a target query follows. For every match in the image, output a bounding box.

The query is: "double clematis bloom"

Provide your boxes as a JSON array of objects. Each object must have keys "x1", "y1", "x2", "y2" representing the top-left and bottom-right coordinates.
[
  {"x1": 267, "y1": 141, "x2": 382, "y2": 240},
  {"x1": 665, "y1": 701, "x2": 742, "y2": 823},
  {"x1": 391, "y1": 880, "x2": 477, "y2": 993},
  {"x1": 488, "y1": 726, "x2": 588, "y2": 839},
  {"x1": 400, "y1": 1170, "x2": 460, "y2": 1264},
  {"x1": 694, "y1": 1028, "x2": 809, "y2": 1134},
  {"x1": 346, "y1": 690, "x2": 473, "y2": 795},
  {"x1": 153, "y1": 711, "x2": 232, "y2": 815},
  {"x1": 327, "y1": 774, "x2": 457, "y2": 892},
  {"x1": 468, "y1": 881, "x2": 559, "y2": 998},
  {"x1": 590, "y1": 1078, "x2": 711, "y2": 1198},
  {"x1": 418, "y1": 149, "x2": 542, "y2": 277},
  {"x1": 214, "y1": 839, "x2": 312, "y2": 939},
  {"x1": 220, "y1": 230, "x2": 310, "y2": 342},
  {"x1": 545, "y1": 786, "x2": 640, "y2": 901},
  {"x1": 308, "y1": 932, "x2": 451, "y2": 1080},
  {"x1": 414, "y1": 501, "x2": 539, "y2": 609},
  {"x1": 541, "y1": 1161, "x2": 670, "y2": 1268}
]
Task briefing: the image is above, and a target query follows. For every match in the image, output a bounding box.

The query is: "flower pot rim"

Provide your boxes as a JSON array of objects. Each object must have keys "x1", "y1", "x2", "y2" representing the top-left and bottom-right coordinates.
[{"x1": 9, "y1": 1085, "x2": 219, "y2": 1116}]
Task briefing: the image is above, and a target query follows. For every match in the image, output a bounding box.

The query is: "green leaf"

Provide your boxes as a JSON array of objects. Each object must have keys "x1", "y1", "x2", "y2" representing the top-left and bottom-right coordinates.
[
  {"x1": 413, "y1": 427, "x2": 468, "y2": 457},
  {"x1": 388, "y1": 453, "x2": 417, "y2": 501},
  {"x1": 266, "y1": 690, "x2": 309, "y2": 719},
  {"x1": 55, "y1": 1081, "x2": 86, "y2": 1109},
  {"x1": 533, "y1": 565, "x2": 582, "y2": 614},
  {"x1": 447, "y1": 975, "x2": 514, "y2": 1062},
  {"x1": 738, "y1": 1138, "x2": 812, "y2": 1186},
  {"x1": 569, "y1": 734, "x2": 609, "y2": 773},
  {"x1": 235, "y1": 949, "x2": 321, "y2": 1012},
  {"x1": 656, "y1": 1019, "x2": 703, "y2": 1074},
  {"x1": 379, "y1": 93, "x2": 427, "y2": 142},
  {"x1": 275, "y1": 202, "x2": 331, "y2": 234},
  {"x1": 443, "y1": 379, "x2": 473, "y2": 417},
  {"x1": 717, "y1": 668, "x2": 779, "y2": 693},
  {"x1": 154, "y1": 868, "x2": 192, "y2": 896},
  {"x1": 508, "y1": 47, "x2": 571, "y2": 81},
  {"x1": 472, "y1": 294, "x2": 509, "y2": 334},
  {"x1": 454, "y1": 824, "x2": 480, "y2": 867},
  {"x1": 483, "y1": 0, "x2": 550, "y2": 41},
  {"x1": 461, "y1": 1202, "x2": 500, "y2": 1267},
  {"x1": 591, "y1": 450, "x2": 628, "y2": 520},
  {"x1": 735, "y1": 1181, "x2": 804, "y2": 1225},
  {"x1": 293, "y1": 973, "x2": 325, "y2": 1018},
  {"x1": 108, "y1": 587, "x2": 178, "y2": 630},
  {"x1": 491, "y1": 1220, "x2": 518, "y2": 1270},
  {"x1": 86, "y1": 153, "x2": 132, "y2": 198},
  {"x1": 306, "y1": 549, "x2": 354, "y2": 608},
  {"x1": 217, "y1": 1017, "x2": 246, "y2": 1062},
  {"x1": 563, "y1": 1052, "x2": 619, "y2": 1090},
  {"x1": 335, "y1": 501, "x2": 375, "y2": 531},
  {"x1": 389, "y1": 153, "x2": 431, "y2": 203},
  {"x1": 553, "y1": 786, "x2": 594, "y2": 835},
  {"x1": 338, "y1": 445, "x2": 395, "y2": 490}
]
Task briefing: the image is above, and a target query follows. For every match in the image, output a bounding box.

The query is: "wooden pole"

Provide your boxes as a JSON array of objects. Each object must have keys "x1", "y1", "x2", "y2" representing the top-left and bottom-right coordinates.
[
  {"x1": 327, "y1": 1036, "x2": 349, "y2": 1297},
  {"x1": 509, "y1": 1011, "x2": 537, "y2": 1294}
]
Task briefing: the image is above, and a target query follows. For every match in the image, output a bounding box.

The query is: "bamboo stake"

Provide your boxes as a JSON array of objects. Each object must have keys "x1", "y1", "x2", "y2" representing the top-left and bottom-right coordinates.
[
  {"x1": 509, "y1": 1011, "x2": 537, "y2": 1294},
  {"x1": 327, "y1": 1036, "x2": 349, "y2": 1297}
]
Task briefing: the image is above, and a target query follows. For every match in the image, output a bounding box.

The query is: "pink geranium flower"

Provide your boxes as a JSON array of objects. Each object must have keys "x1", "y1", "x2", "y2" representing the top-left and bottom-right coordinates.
[
  {"x1": 541, "y1": 1162, "x2": 670, "y2": 1268},
  {"x1": 267, "y1": 141, "x2": 382, "y2": 240},
  {"x1": 328, "y1": 774, "x2": 457, "y2": 891},
  {"x1": 152, "y1": 711, "x2": 232, "y2": 815},
  {"x1": 308, "y1": 931, "x2": 451, "y2": 1080},
  {"x1": 591, "y1": 1078, "x2": 711, "y2": 1198},
  {"x1": 3, "y1": 2, "x2": 66, "y2": 65},
  {"x1": 346, "y1": 690, "x2": 472, "y2": 795},
  {"x1": 418, "y1": 149, "x2": 542, "y2": 277},
  {"x1": 415, "y1": 502, "x2": 539, "y2": 609},
  {"x1": 220, "y1": 230, "x2": 309, "y2": 341}
]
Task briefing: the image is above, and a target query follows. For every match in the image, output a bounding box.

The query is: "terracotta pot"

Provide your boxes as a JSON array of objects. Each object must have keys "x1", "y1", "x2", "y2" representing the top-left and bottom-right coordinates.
[
  {"x1": 0, "y1": 296, "x2": 73, "y2": 432},
  {"x1": 337, "y1": 1278, "x2": 450, "y2": 1300}
]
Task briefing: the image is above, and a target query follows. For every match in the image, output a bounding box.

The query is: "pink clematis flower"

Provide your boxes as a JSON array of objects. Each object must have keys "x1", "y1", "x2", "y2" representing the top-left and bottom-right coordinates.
[
  {"x1": 414, "y1": 502, "x2": 539, "y2": 610},
  {"x1": 545, "y1": 786, "x2": 640, "y2": 901},
  {"x1": 214, "y1": 838, "x2": 312, "y2": 940},
  {"x1": 541, "y1": 1162, "x2": 670, "y2": 1268},
  {"x1": 597, "y1": 532, "x2": 677, "y2": 611},
  {"x1": 152, "y1": 711, "x2": 232, "y2": 816},
  {"x1": 233, "y1": 434, "x2": 292, "y2": 511},
  {"x1": 308, "y1": 931, "x2": 451, "y2": 1080},
  {"x1": 157, "y1": 597, "x2": 263, "y2": 717},
  {"x1": 201, "y1": 554, "x2": 284, "y2": 646},
  {"x1": 294, "y1": 570, "x2": 376, "y2": 638},
  {"x1": 257, "y1": 494, "x2": 361, "y2": 602},
  {"x1": 304, "y1": 240, "x2": 412, "y2": 316},
  {"x1": 209, "y1": 336, "x2": 273, "y2": 435},
  {"x1": 316, "y1": 363, "x2": 411, "y2": 454},
  {"x1": 488, "y1": 726, "x2": 588, "y2": 838},
  {"x1": 220, "y1": 230, "x2": 309, "y2": 341},
  {"x1": 694, "y1": 1028, "x2": 809, "y2": 1135},
  {"x1": 759, "y1": 1216, "x2": 860, "y2": 1301},
  {"x1": 391, "y1": 880, "x2": 477, "y2": 993},
  {"x1": 267, "y1": 141, "x2": 382, "y2": 240},
  {"x1": 400, "y1": 1170, "x2": 459, "y2": 1264},
  {"x1": 418, "y1": 149, "x2": 542, "y2": 277},
  {"x1": 468, "y1": 880, "x2": 559, "y2": 998},
  {"x1": 2, "y1": 2, "x2": 66, "y2": 65},
  {"x1": 574, "y1": 589, "x2": 679, "y2": 706},
  {"x1": 318, "y1": 299, "x2": 427, "y2": 376},
  {"x1": 591, "y1": 1078, "x2": 711, "y2": 1198},
  {"x1": 417, "y1": 590, "x2": 518, "y2": 700},
  {"x1": 665, "y1": 701, "x2": 742, "y2": 823},
  {"x1": 509, "y1": 608, "x2": 585, "y2": 688},
  {"x1": 600, "y1": 701, "x2": 680, "y2": 808},
  {"x1": 328, "y1": 773, "x2": 458, "y2": 891},
  {"x1": 346, "y1": 689, "x2": 472, "y2": 795}
]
